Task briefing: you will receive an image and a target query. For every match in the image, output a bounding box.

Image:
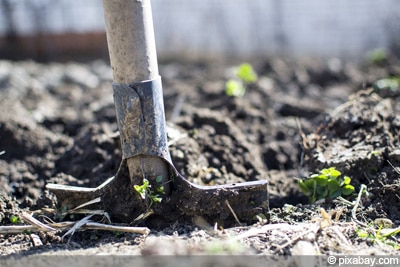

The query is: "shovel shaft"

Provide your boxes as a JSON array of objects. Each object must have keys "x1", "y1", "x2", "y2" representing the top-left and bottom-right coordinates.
[
  {"x1": 102, "y1": 0, "x2": 159, "y2": 82},
  {"x1": 102, "y1": 0, "x2": 170, "y2": 194}
]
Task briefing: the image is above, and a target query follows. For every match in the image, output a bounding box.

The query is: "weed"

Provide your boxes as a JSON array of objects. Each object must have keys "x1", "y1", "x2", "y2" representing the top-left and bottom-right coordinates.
[
  {"x1": 236, "y1": 63, "x2": 258, "y2": 83},
  {"x1": 366, "y1": 48, "x2": 387, "y2": 64},
  {"x1": 369, "y1": 150, "x2": 381, "y2": 157},
  {"x1": 373, "y1": 76, "x2": 400, "y2": 92},
  {"x1": 357, "y1": 224, "x2": 400, "y2": 250},
  {"x1": 133, "y1": 178, "x2": 164, "y2": 207},
  {"x1": 9, "y1": 215, "x2": 19, "y2": 224},
  {"x1": 225, "y1": 63, "x2": 258, "y2": 97},
  {"x1": 155, "y1": 175, "x2": 166, "y2": 194},
  {"x1": 134, "y1": 179, "x2": 150, "y2": 199},
  {"x1": 55, "y1": 205, "x2": 68, "y2": 220},
  {"x1": 225, "y1": 80, "x2": 245, "y2": 97},
  {"x1": 298, "y1": 167, "x2": 355, "y2": 203}
]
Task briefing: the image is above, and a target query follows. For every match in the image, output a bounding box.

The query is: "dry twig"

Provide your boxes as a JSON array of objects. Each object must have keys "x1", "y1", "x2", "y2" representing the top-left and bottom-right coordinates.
[
  {"x1": 225, "y1": 200, "x2": 242, "y2": 226},
  {"x1": 272, "y1": 223, "x2": 321, "y2": 253},
  {"x1": 232, "y1": 223, "x2": 307, "y2": 241},
  {"x1": 0, "y1": 212, "x2": 150, "y2": 237},
  {"x1": 351, "y1": 184, "x2": 368, "y2": 227},
  {"x1": 21, "y1": 212, "x2": 57, "y2": 232},
  {"x1": 62, "y1": 214, "x2": 95, "y2": 242}
]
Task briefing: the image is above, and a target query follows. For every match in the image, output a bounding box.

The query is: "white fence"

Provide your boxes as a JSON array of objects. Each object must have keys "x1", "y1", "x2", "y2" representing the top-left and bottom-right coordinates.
[{"x1": 0, "y1": 0, "x2": 399, "y2": 59}]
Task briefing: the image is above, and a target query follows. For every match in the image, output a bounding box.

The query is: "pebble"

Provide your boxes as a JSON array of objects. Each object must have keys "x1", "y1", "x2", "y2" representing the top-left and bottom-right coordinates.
[{"x1": 29, "y1": 233, "x2": 43, "y2": 247}]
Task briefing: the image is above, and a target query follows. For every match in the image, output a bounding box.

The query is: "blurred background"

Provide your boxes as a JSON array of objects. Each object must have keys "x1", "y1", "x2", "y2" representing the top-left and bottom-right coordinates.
[{"x1": 0, "y1": 0, "x2": 399, "y2": 62}]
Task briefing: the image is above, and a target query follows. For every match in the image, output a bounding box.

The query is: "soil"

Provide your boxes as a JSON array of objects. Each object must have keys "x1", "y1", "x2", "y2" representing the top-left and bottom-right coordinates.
[{"x1": 0, "y1": 56, "x2": 400, "y2": 261}]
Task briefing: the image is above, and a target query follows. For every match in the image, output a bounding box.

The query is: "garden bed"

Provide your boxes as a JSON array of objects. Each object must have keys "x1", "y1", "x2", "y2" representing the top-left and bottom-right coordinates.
[{"x1": 0, "y1": 56, "x2": 400, "y2": 259}]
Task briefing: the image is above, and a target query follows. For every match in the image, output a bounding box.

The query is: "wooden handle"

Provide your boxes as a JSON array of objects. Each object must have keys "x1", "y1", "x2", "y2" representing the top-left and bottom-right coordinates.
[{"x1": 102, "y1": 0, "x2": 159, "y2": 83}]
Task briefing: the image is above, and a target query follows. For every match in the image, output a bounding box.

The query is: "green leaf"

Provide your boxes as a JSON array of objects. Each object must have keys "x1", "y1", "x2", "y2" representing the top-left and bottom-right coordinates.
[
  {"x1": 342, "y1": 176, "x2": 351, "y2": 186},
  {"x1": 318, "y1": 187, "x2": 329, "y2": 199},
  {"x1": 298, "y1": 180, "x2": 312, "y2": 196},
  {"x1": 133, "y1": 179, "x2": 150, "y2": 199},
  {"x1": 366, "y1": 48, "x2": 387, "y2": 64},
  {"x1": 9, "y1": 215, "x2": 19, "y2": 224},
  {"x1": 151, "y1": 195, "x2": 162, "y2": 203},
  {"x1": 356, "y1": 229, "x2": 370, "y2": 238},
  {"x1": 314, "y1": 175, "x2": 328, "y2": 186},
  {"x1": 374, "y1": 77, "x2": 400, "y2": 91},
  {"x1": 236, "y1": 63, "x2": 258, "y2": 83},
  {"x1": 156, "y1": 185, "x2": 165, "y2": 194},
  {"x1": 341, "y1": 185, "x2": 355, "y2": 195},
  {"x1": 316, "y1": 184, "x2": 326, "y2": 195},
  {"x1": 156, "y1": 175, "x2": 163, "y2": 183},
  {"x1": 327, "y1": 179, "x2": 340, "y2": 191},
  {"x1": 381, "y1": 227, "x2": 400, "y2": 238},
  {"x1": 225, "y1": 80, "x2": 245, "y2": 97},
  {"x1": 327, "y1": 167, "x2": 341, "y2": 178},
  {"x1": 304, "y1": 179, "x2": 317, "y2": 190},
  {"x1": 320, "y1": 169, "x2": 330, "y2": 175},
  {"x1": 330, "y1": 190, "x2": 342, "y2": 199}
]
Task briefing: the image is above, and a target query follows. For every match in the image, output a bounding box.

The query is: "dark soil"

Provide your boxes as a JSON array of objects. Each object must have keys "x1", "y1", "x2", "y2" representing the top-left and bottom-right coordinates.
[{"x1": 1, "y1": 57, "x2": 400, "y2": 259}]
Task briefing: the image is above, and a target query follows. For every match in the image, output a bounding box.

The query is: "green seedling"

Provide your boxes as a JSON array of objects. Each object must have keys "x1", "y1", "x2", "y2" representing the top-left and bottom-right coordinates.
[
  {"x1": 298, "y1": 167, "x2": 355, "y2": 203},
  {"x1": 9, "y1": 215, "x2": 19, "y2": 224},
  {"x1": 225, "y1": 79, "x2": 245, "y2": 97},
  {"x1": 369, "y1": 150, "x2": 381, "y2": 157},
  {"x1": 225, "y1": 63, "x2": 258, "y2": 97},
  {"x1": 134, "y1": 179, "x2": 150, "y2": 199},
  {"x1": 366, "y1": 48, "x2": 387, "y2": 64},
  {"x1": 133, "y1": 177, "x2": 164, "y2": 207},
  {"x1": 357, "y1": 224, "x2": 400, "y2": 250},
  {"x1": 55, "y1": 205, "x2": 68, "y2": 220},
  {"x1": 373, "y1": 76, "x2": 400, "y2": 96},
  {"x1": 236, "y1": 63, "x2": 258, "y2": 83}
]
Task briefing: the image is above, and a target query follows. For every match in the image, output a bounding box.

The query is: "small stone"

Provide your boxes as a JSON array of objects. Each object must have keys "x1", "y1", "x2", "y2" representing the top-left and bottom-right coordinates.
[{"x1": 30, "y1": 233, "x2": 43, "y2": 247}]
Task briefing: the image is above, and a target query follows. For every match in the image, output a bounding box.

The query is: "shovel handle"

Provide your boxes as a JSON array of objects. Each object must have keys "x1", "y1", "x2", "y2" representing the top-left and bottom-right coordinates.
[
  {"x1": 102, "y1": 0, "x2": 159, "y2": 83},
  {"x1": 102, "y1": 0, "x2": 170, "y2": 194}
]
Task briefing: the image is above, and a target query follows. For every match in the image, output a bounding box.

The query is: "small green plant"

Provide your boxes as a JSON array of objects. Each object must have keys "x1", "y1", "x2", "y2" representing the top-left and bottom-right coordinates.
[
  {"x1": 155, "y1": 175, "x2": 165, "y2": 191},
  {"x1": 366, "y1": 48, "x2": 387, "y2": 64},
  {"x1": 357, "y1": 224, "x2": 400, "y2": 249},
  {"x1": 55, "y1": 205, "x2": 68, "y2": 220},
  {"x1": 134, "y1": 179, "x2": 150, "y2": 199},
  {"x1": 9, "y1": 215, "x2": 19, "y2": 224},
  {"x1": 133, "y1": 177, "x2": 164, "y2": 206},
  {"x1": 225, "y1": 80, "x2": 245, "y2": 97},
  {"x1": 298, "y1": 167, "x2": 355, "y2": 203},
  {"x1": 236, "y1": 63, "x2": 258, "y2": 83},
  {"x1": 225, "y1": 63, "x2": 258, "y2": 97},
  {"x1": 113, "y1": 231, "x2": 123, "y2": 238},
  {"x1": 373, "y1": 76, "x2": 400, "y2": 92}
]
